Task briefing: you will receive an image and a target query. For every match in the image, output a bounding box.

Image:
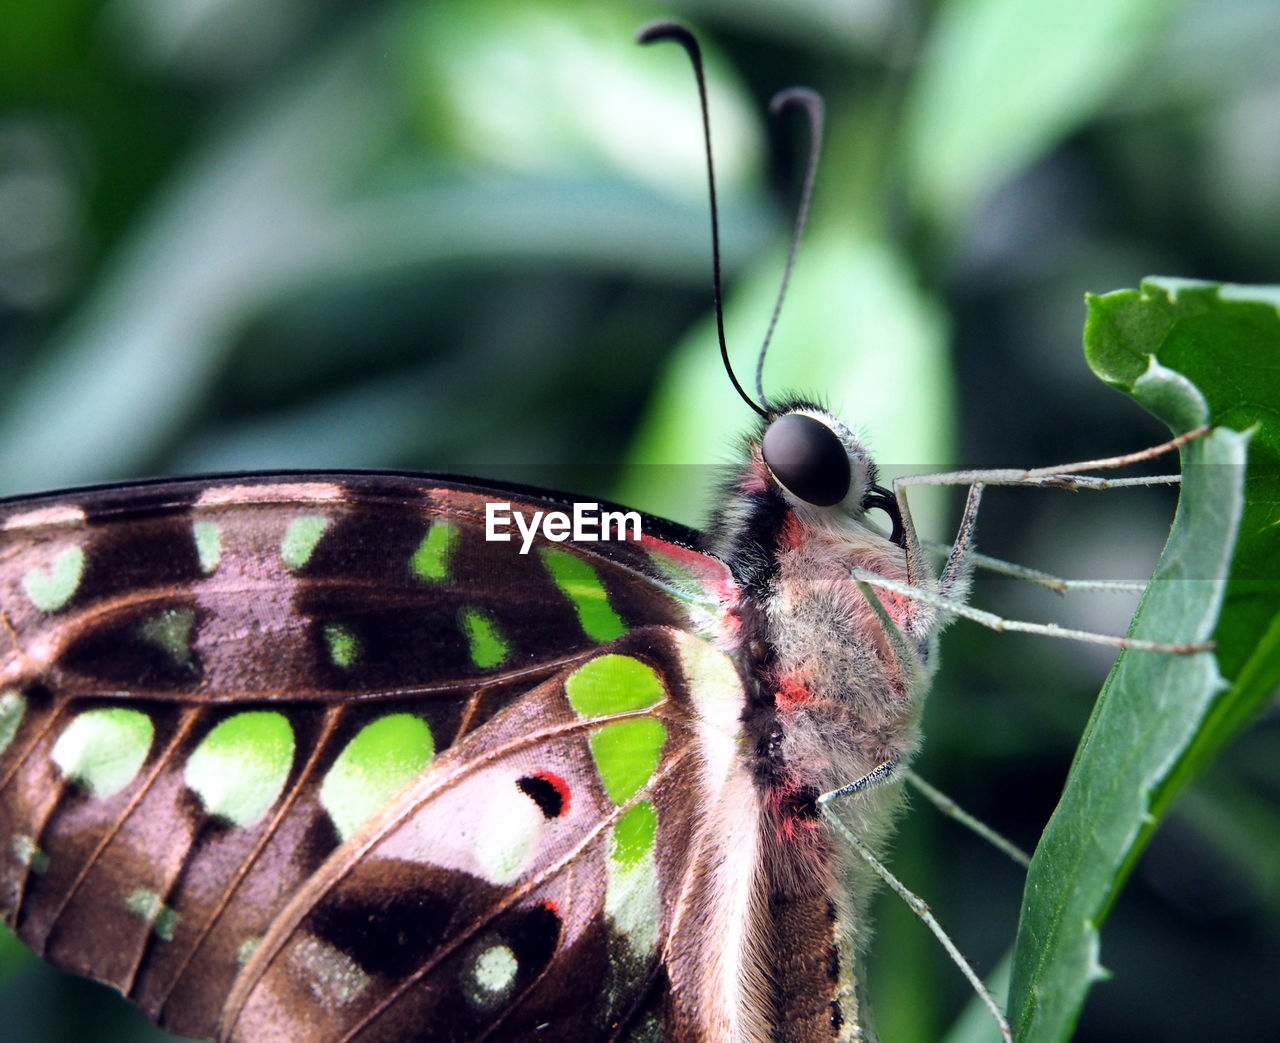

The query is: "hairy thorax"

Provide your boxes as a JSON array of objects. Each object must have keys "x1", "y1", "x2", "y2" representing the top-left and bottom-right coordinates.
[{"x1": 764, "y1": 515, "x2": 928, "y2": 796}]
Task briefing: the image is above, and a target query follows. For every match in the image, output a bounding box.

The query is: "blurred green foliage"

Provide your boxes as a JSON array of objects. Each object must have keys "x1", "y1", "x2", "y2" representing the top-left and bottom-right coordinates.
[{"x1": 1, "y1": 0, "x2": 1278, "y2": 1040}]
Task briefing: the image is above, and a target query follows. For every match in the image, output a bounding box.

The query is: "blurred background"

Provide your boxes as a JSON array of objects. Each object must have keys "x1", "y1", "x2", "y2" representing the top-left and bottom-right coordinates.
[{"x1": 1, "y1": 0, "x2": 1278, "y2": 1040}]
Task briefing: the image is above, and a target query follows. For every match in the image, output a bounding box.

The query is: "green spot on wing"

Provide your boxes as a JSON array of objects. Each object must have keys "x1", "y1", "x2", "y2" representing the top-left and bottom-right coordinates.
[
  {"x1": 411, "y1": 521, "x2": 458, "y2": 582},
  {"x1": 0, "y1": 690, "x2": 26, "y2": 755},
  {"x1": 126, "y1": 888, "x2": 178, "y2": 941},
  {"x1": 588, "y1": 719, "x2": 666, "y2": 805},
  {"x1": 565, "y1": 655, "x2": 665, "y2": 717},
  {"x1": 611, "y1": 800, "x2": 657, "y2": 868},
  {"x1": 459, "y1": 606, "x2": 509, "y2": 668},
  {"x1": 321, "y1": 714, "x2": 434, "y2": 841},
  {"x1": 185, "y1": 711, "x2": 295, "y2": 828},
  {"x1": 236, "y1": 937, "x2": 262, "y2": 966},
  {"x1": 52, "y1": 708, "x2": 153, "y2": 799},
  {"x1": 22, "y1": 545, "x2": 85, "y2": 612},
  {"x1": 280, "y1": 515, "x2": 329, "y2": 571},
  {"x1": 324, "y1": 623, "x2": 360, "y2": 668},
  {"x1": 606, "y1": 800, "x2": 659, "y2": 953},
  {"x1": 539, "y1": 547, "x2": 626, "y2": 642},
  {"x1": 193, "y1": 520, "x2": 222, "y2": 573},
  {"x1": 137, "y1": 607, "x2": 197, "y2": 669},
  {"x1": 11, "y1": 834, "x2": 48, "y2": 874},
  {"x1": 155, "y1": 906, "x2": 178, "y2": 941}
]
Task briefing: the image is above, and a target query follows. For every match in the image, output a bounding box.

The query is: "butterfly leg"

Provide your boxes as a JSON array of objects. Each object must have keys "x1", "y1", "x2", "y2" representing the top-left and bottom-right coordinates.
[
  {"x1": 815, "y1": 758, "x2": 898, "y2": 805},
  {"x1": 836, "y1": 587, "x2": 1020, "y2": 1040},
  {"x1": 851, "y1": 573, "x2": 931, "y2": 687},
  {"x1": 841, "y1": 579, "x2": 1035, "y2": 867},
  {"x1": 894, "y1": 470, "x2": 982, "y2": 618},
  {"x1": 821, "y1": 798, "x2": 1014, "y2": 1043},
  {"x1": 891, "y1": 426, "x2": 1207, "y2": 607},
  {"x1": 852, "y1": 569, "x2": 1212, "y2": 653},
  {"x1": 893, "y1": 425, "x2": 1207, "y2": 495},
  {"x1": 871, "y1": 431, "x2": 1214, "y2": 651},
  {"x1": 936, "y1": 482, "x2": 981, "y2": 602},
  {"x1": 883, "y1": 477, "x2": 982, "y2": 659},
  {"x1": 919, "y1": 540, "x2": 1149, "y2": 595},
  {"x1": 903, "y1": 770, "x2": 1030, "y2": 868},
  {"x1": 895, "y1": 429, "x2": 1201, "y2": 599}
]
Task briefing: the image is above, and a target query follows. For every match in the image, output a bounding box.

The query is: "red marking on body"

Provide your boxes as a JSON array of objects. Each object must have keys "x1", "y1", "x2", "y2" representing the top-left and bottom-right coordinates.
[
  {"x1": 879, "y1": 588, "x2": 913, "y2": 630},
  {"x1": 767, "y1": 781, "x2": 823, "y2": 848},
  {"x1": 775, "y1": 673, "x2": 811, "y2": 709},
  {"x1": 538, "y1": 898, "x2": 561, "y2": 917},
  {"x1": 715, "y1": 578, "x2": 741, "y2": 613},
  {"x1": 779, "y1": 510, "x2": 804, "y2": 550},
  {"x1": 739, "y1": 456, "x2": 770, "y2": 494},
  {"x1": 532, "y1": 770, "x2": 572, "y2": 816}
]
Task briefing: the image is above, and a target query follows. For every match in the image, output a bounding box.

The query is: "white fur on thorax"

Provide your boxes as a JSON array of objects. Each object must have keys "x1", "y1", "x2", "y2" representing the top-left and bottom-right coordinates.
[{"x1": 768, "y1": 510, "x2": 938, "y2": 795}]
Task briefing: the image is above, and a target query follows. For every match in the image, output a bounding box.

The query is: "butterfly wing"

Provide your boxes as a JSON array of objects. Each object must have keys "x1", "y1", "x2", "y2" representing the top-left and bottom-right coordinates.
[
  {"x1": 224, "y1": 626, "x2": 752, "y2": 1042},
  {"x1": 0, "y1": 473, "x2": 745, "y2": 1040}
]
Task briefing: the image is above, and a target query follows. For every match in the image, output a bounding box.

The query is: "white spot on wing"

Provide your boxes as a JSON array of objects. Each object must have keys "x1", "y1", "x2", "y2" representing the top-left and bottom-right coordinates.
[
  {"x1": 197, "y1": 483, "x2": 346, "y2": 507},
  {"x1": 11, "y1": 834, "x2": 48, "y2": 873},
  {"x1": 125, "y1": 888, "x2": 178, "y2": 941},
  {"x1": 293, "y1": 935, "x2": 370, "y2": 1008},
  {"x1": 676, "y1": 637, "x2": 745, "y2": 791},
  {"x1": 236, "y1": 936, "x2": 262, "y2": 966},
  {"x1": 379, "y1": 766, "x2": 551, "y2": 884},
  {"x1": 662, "y1": 636, "x2": 765, "y2": 1038},
  {"x1": 3, "y1": 505, "x2": 85, "y2": 531},
  {"x1": 469, "y1": 943, "x2": 518, "y2": 1004},
  {"x1": 605, "y1": 844, "x2": 659, "y2": 954}
]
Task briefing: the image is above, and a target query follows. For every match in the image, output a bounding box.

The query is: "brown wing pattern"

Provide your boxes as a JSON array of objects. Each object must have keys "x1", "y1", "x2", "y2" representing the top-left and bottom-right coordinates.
[
  {"x1": 224, "y1": 627, "x2": 739, "y2": 1042},
  {"x1": 0, "y1": 474, "x2": 741, "y2": 1040}
]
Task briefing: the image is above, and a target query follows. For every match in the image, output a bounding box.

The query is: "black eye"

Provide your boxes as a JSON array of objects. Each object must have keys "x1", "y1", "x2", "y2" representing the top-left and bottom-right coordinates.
[{"x1": 761, "y1": 413, "x2": 851, "y2": 507}]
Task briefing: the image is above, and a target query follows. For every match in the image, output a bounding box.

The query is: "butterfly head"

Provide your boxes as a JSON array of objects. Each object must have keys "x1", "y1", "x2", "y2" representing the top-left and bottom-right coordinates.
[
  {"x1": 756, "y1": 402, "x2": 902, "y2": 543},
  {"x1": 705, "y1": 400, "x2": 904, "y2": 588}
]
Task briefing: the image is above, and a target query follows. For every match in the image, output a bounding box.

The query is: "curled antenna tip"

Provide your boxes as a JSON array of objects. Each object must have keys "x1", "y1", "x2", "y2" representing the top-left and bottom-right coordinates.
[
  {"x1": 753, "y1": 84, "x2": 826, "y2": 409},
  {"x1": 769, "y1": 87, "x2": 824, "y2": 120},
  {"x1": 636, "y1": 20, "x2": 696, "y2": 48}
]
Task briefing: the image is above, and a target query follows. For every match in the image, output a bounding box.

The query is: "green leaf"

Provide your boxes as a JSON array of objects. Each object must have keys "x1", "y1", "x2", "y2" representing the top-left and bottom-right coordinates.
[
  {"x1": 1007, "y1": 278, "x2": 1279, "y2": 1042},
  {"x1": 1084, "y1": 279, "x2": 1280, "y2": 685},
  {"x1": 902, "y1": 0, "x2": 1177, "y2": 229}
]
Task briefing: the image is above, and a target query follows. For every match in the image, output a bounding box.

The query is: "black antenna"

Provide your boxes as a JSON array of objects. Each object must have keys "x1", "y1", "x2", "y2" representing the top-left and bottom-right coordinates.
[
  {"x1": 637, "y1": 21, "x2": 767, "y2": 419},
  {"x1": 755, "y1": 87, "x2": 823, "y2": 409}
]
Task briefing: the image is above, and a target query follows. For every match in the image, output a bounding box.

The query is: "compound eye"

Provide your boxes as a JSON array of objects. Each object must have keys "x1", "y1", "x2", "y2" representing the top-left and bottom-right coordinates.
[{"x1": 761, "y1": 413, "x2": 851, "y2": 507}]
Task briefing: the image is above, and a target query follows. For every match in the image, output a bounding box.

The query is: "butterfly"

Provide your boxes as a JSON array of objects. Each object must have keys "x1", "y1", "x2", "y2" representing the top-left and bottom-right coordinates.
[{"x1": 0, "y1": 19, "x2": 1201, "y2": 1043}]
